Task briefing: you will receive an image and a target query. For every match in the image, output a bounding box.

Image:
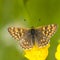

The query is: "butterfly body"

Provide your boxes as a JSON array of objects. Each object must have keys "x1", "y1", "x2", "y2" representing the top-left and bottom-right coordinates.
[
  {"x1": 29, "y1": 28, "x2": 35, "y2": 45},
  {"x1": 8, "y1": 24, "x2": 57, "y2": 49}
]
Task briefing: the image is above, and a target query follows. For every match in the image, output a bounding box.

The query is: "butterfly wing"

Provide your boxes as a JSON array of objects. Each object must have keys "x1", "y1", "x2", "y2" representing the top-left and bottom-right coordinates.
[
  {"x1": 35, "y1": 24, "x2": 57, "y2": 47},
  {"x1": 8, "y1": 27, "x2": 33, "y2": 49}
]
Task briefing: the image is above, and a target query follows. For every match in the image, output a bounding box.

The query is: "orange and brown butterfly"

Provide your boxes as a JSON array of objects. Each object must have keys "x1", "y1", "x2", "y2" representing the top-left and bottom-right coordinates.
[{"x1": 8, "y1": 24, "x2": 58, "y2": 49}]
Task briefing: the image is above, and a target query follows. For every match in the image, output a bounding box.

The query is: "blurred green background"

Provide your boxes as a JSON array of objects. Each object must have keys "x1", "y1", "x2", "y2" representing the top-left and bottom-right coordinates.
[{"x1": 0, "y1": 0, "x2": 60, "y2": 60}]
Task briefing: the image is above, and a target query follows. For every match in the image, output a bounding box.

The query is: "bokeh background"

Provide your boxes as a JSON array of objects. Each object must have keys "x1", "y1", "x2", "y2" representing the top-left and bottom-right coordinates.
[{"x1": 0, "y1": 0, "x2": 60, "y2": 60}]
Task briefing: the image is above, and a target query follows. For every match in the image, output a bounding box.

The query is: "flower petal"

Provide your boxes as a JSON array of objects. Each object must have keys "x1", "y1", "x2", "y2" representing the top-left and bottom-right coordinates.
[{"x1": 24, "y1": 44, "x2": 50, "y2": 60}]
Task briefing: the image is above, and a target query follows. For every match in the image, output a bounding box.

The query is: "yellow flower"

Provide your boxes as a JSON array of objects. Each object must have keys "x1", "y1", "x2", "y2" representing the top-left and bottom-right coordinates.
[
  {"x1": 55, "y1": 44, "x2": 60, "y2": 60},
  {"x1": 24, "y1": 44, "x2": 50, "y2": 60}
]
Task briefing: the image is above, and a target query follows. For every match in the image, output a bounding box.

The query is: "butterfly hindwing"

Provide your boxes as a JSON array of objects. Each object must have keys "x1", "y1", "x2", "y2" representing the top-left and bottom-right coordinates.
[
  {"x1": 19, "y1": 30, "x2": 33, "y2": 49},
  {"x1": 8, "y1": 27, "x2": 33, "y2": 49},
  {"x1": 36, "y1": 24, "x2": 57, "y2": 47}
]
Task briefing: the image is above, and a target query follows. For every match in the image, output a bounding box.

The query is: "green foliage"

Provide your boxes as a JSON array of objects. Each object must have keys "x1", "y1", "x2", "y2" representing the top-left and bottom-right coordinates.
[{"x1": 0, "y1": 0, "x2": 60, "y2": 60}]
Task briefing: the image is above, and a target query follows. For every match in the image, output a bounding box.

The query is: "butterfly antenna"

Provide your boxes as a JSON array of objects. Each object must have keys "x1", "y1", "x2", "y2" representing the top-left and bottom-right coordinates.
[
  {"x1": 39, "y1": 19, "x2": 40, "y2": 21},
  {"x1": 24, "y1": 19, "x2": 26, "y2": 21}
]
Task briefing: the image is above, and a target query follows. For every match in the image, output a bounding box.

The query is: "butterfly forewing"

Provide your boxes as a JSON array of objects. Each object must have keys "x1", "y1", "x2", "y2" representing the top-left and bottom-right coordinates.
[
  {"x1": 8, "y1": 24, "x2": 57, "y2": 49},
  {"x1": 8, "y1": 27, "x2": 23, "y2": 40},
  {"x1": 36, "y1": 24, "x2": 57, "y2": 47},
  {"x1": 8, "y1": 27, "x2": 33, "y2": 49}
]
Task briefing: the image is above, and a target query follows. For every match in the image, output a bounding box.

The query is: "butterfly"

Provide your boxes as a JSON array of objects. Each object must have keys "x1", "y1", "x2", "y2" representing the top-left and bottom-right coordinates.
[{"x1": 8, "y1": 24, "x2": 57, "y2": 49}]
